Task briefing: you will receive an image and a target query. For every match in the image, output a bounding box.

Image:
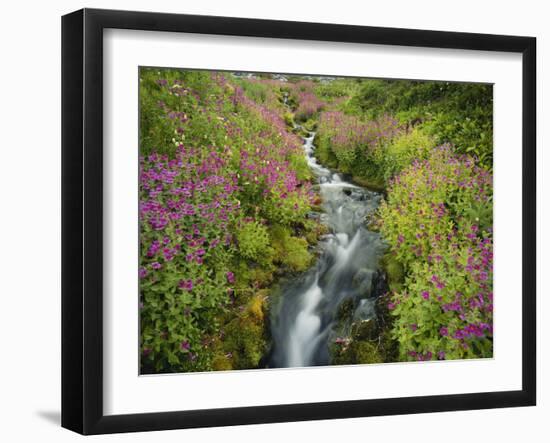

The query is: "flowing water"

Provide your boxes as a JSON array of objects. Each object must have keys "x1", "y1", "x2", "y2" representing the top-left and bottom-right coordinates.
[{"x1": 269, "y1": 132, "x2": 387, "y2": 368}]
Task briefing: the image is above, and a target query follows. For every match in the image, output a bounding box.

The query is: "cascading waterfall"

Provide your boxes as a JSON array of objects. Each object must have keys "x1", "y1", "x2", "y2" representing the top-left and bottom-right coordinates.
[
  {"x1": 269, "y1": 131, "x2": 387, "y2": 368},
  {"x1": 286, "y1": 279, "x2": 323, "y2": 367}
]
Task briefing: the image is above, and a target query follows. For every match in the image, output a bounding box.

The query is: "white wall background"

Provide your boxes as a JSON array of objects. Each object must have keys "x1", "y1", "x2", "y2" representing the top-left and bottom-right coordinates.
[{"x1": 0, "y1": 0, "x2": 546, "y2": 441}]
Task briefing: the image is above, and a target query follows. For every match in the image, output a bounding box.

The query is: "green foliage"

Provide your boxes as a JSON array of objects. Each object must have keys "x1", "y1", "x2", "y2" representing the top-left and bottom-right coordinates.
[
  {"x1": 139, "y1": 146, "x2": 239, "y2": 373},
  {"x1": 381, "y1": 253, "x2": 405, "y2": 292},
  {"x1": 139, "y1": 77, "x2": 177, "y2": 156},
  {"x1": 219, "y1": 292, "x2": 269, "y2": 369},
  {"x1": 424, "y1": 109, "x2": 493, "y2": 166},
  {"x1": 379, "y1": 147, "x2": 493, "y2": 361},
  {"x1": 289, "y1": 152, "x2": 313, "y2": 181},
  {"x1": 140, "y1": 262, "x2": 231, "y2": 373},
  {"x1": 236, "y1": 221, "x2": 271, "y2": 262},
  {"x1": 237, "y1": 79, "x2": 268, "y2": 103},
  {"x1": 343, "y1": 79, "x2": 493, "y2": 168},
  {"x1": 380, "y1": 147, "x2": 492, "y2": 269},
  {"x1": 315, "y1": 111, "x2": 402, "y2": 181},
  {"x1": 332, "y1": 339, "x2": 383, "y2": 365},
  {"x1": 314, "y1": 132, "x2": 339, "y2": 169},
  {"x1": 261, "y1": 189, "x2": 312, "y2": 226},
  {"x1": 376, "y1": 129, "x2": 435, "y2": 181},
  {"x1": 283, "y1": 111, "x2": 295, "y2": 127},
  {"x1": 314, "y1": 79, "x2": 357, "y2": 100},
  {"x1": 270, "y1": 225, "x2": 313, "y2": 272},
  {"x1": 330, "y1": 312, "x2": 397, "y2": 365},
  {"x1": 139, "y1": 68, "x2": 232, "y2": 157}
]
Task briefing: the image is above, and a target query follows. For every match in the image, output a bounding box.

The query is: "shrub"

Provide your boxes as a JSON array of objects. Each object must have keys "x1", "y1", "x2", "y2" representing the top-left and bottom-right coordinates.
[
  {"x1": 236, "y1": 220, "x2": 271, "y2": 261},
  {"x1": 377, "y1": 128, "x2": 435, "y2": 181},
  {"x1": 294, "y1": 91, "x2": 324, "y2": 122},
  {"x1": 316, "y1": 111, "x2": 402, "y2": 175},
  {"x1": 270, "y1": 225, "x2": 313, "y2": 272},
  {"x1": 379, "y1": 146, "x2": 493, "y2": 361},
  {"x1": 390, "y1": 231, "x2": 493, "y2": 361},
  {"x1": 139, "y1": 69, "x2": 229, "y2": 157},
  {"x1": 139, "y1": 146, "x2": 240, "y2": 373},
  {"x1": 283, "y1": 80, "x2": 325, "y2": 122}
]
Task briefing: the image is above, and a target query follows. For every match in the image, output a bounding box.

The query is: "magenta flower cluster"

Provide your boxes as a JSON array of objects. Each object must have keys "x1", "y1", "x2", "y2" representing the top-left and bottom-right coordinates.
[
  {"x1": 381, "y1": 145, "x2": 493, "y2": 361},
  {"x1": 317, "y1": 111, "x2": 401, "y2": 166},
  {"x1": 291, "y1": 85, "x2": 325, "y2": 121},
  {"x1": 140, "y1": 146, "x2": 240, "y2": 265},
  {"x1": 140, "y1": 71, "x2": 320, "y2": 372}
]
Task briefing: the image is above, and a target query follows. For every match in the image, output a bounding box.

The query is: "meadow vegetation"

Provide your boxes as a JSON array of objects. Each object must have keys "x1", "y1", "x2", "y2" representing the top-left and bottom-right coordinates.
[
  {"x1": 139, "y1": 69, "x2": 493, "y2": 371},
  {"x1": 139, "y1": 69, "x2": 319, "y2": 372}
]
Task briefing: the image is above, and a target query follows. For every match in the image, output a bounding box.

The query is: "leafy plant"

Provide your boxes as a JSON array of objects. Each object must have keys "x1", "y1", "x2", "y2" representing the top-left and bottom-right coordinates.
[
  {"x1": 379, "y1": 146, "x2": 493, "y2": 361},
  {"x1": 139, "y1": 69, "x2": 322, "y2": 373},
  {"x1": 236, "y1": 220, "x2": 271, "y2": 262}
]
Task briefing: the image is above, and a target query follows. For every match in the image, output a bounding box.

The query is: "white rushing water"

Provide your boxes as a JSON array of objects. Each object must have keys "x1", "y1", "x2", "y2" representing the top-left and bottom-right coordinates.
[
  {"x1": 269, "y1": 131, "x2": 386, "y2": 368},
  {"x1": 286, "y1": 279, "x2": 323, "y2": 367}
]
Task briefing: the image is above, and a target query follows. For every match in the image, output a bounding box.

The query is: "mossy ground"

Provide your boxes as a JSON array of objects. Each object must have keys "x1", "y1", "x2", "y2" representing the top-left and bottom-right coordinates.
[
  {"x1": 380, "y1": 253, "x2": 405, "y2": 292},
  {"x1": 351, "y1": 175, "x2": 386, "y2": 193},
  {"x1": 330, "y1": 306, "x2": 398, "y2": 365},
  {"x1": 210, "y1": 290, "x2": 269, "y2": 371},
  {"x1": 270, "y1": 225, "x2": 313, "y2": 273}
]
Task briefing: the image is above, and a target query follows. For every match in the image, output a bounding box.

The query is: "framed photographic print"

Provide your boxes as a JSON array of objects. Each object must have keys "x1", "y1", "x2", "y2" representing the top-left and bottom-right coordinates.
[{"x1": 61, "y1": 8, "x2": 536, "y2": 435}]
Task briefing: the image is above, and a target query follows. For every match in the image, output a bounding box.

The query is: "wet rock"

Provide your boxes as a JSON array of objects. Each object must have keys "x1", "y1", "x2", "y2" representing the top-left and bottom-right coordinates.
[
  {"x1": 330, "y1": 337, "x2": 383, "y2": 365},
  {"x1": 372, "y1": 269, "x2": 389, "y2": 299},
  {"x1": 335, "y1": 297, "x2": 355, "y2": 322},
  {"x1": 294, "y1": 126, "x2": 310, "y2": 138},
  {"x1": 319, "y1": 214, "x2": 330, "y2": 224},
  {"x1": 353, "y1": 298, "x2": 376, "y2": 322},
  {"x1": 351, "y1": 318, "x2": 379, "y2": 341},
  {"x1": 349, "y1": 191, "x2": 367, "y2": 201},
  {"x1": 352, "y1": 268, "x2": 376, "y2": 297}
]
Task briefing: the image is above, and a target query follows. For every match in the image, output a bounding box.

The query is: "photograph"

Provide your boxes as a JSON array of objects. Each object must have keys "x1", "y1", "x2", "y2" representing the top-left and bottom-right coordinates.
[{"x1": 138, "y1": 68, "x2": 494, "y2": 374}]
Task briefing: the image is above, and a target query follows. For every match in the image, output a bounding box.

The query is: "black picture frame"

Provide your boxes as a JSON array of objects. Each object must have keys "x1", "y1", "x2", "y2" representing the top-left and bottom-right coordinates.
[{"x1": 61, "y1": 8, "x2": 536, "y2": 435}]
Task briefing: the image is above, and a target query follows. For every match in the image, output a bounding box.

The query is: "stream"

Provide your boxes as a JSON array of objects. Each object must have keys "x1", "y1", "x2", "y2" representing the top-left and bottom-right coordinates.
[{"x1": 269, "y1": 131, "x2": 387, "y2": 368}]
